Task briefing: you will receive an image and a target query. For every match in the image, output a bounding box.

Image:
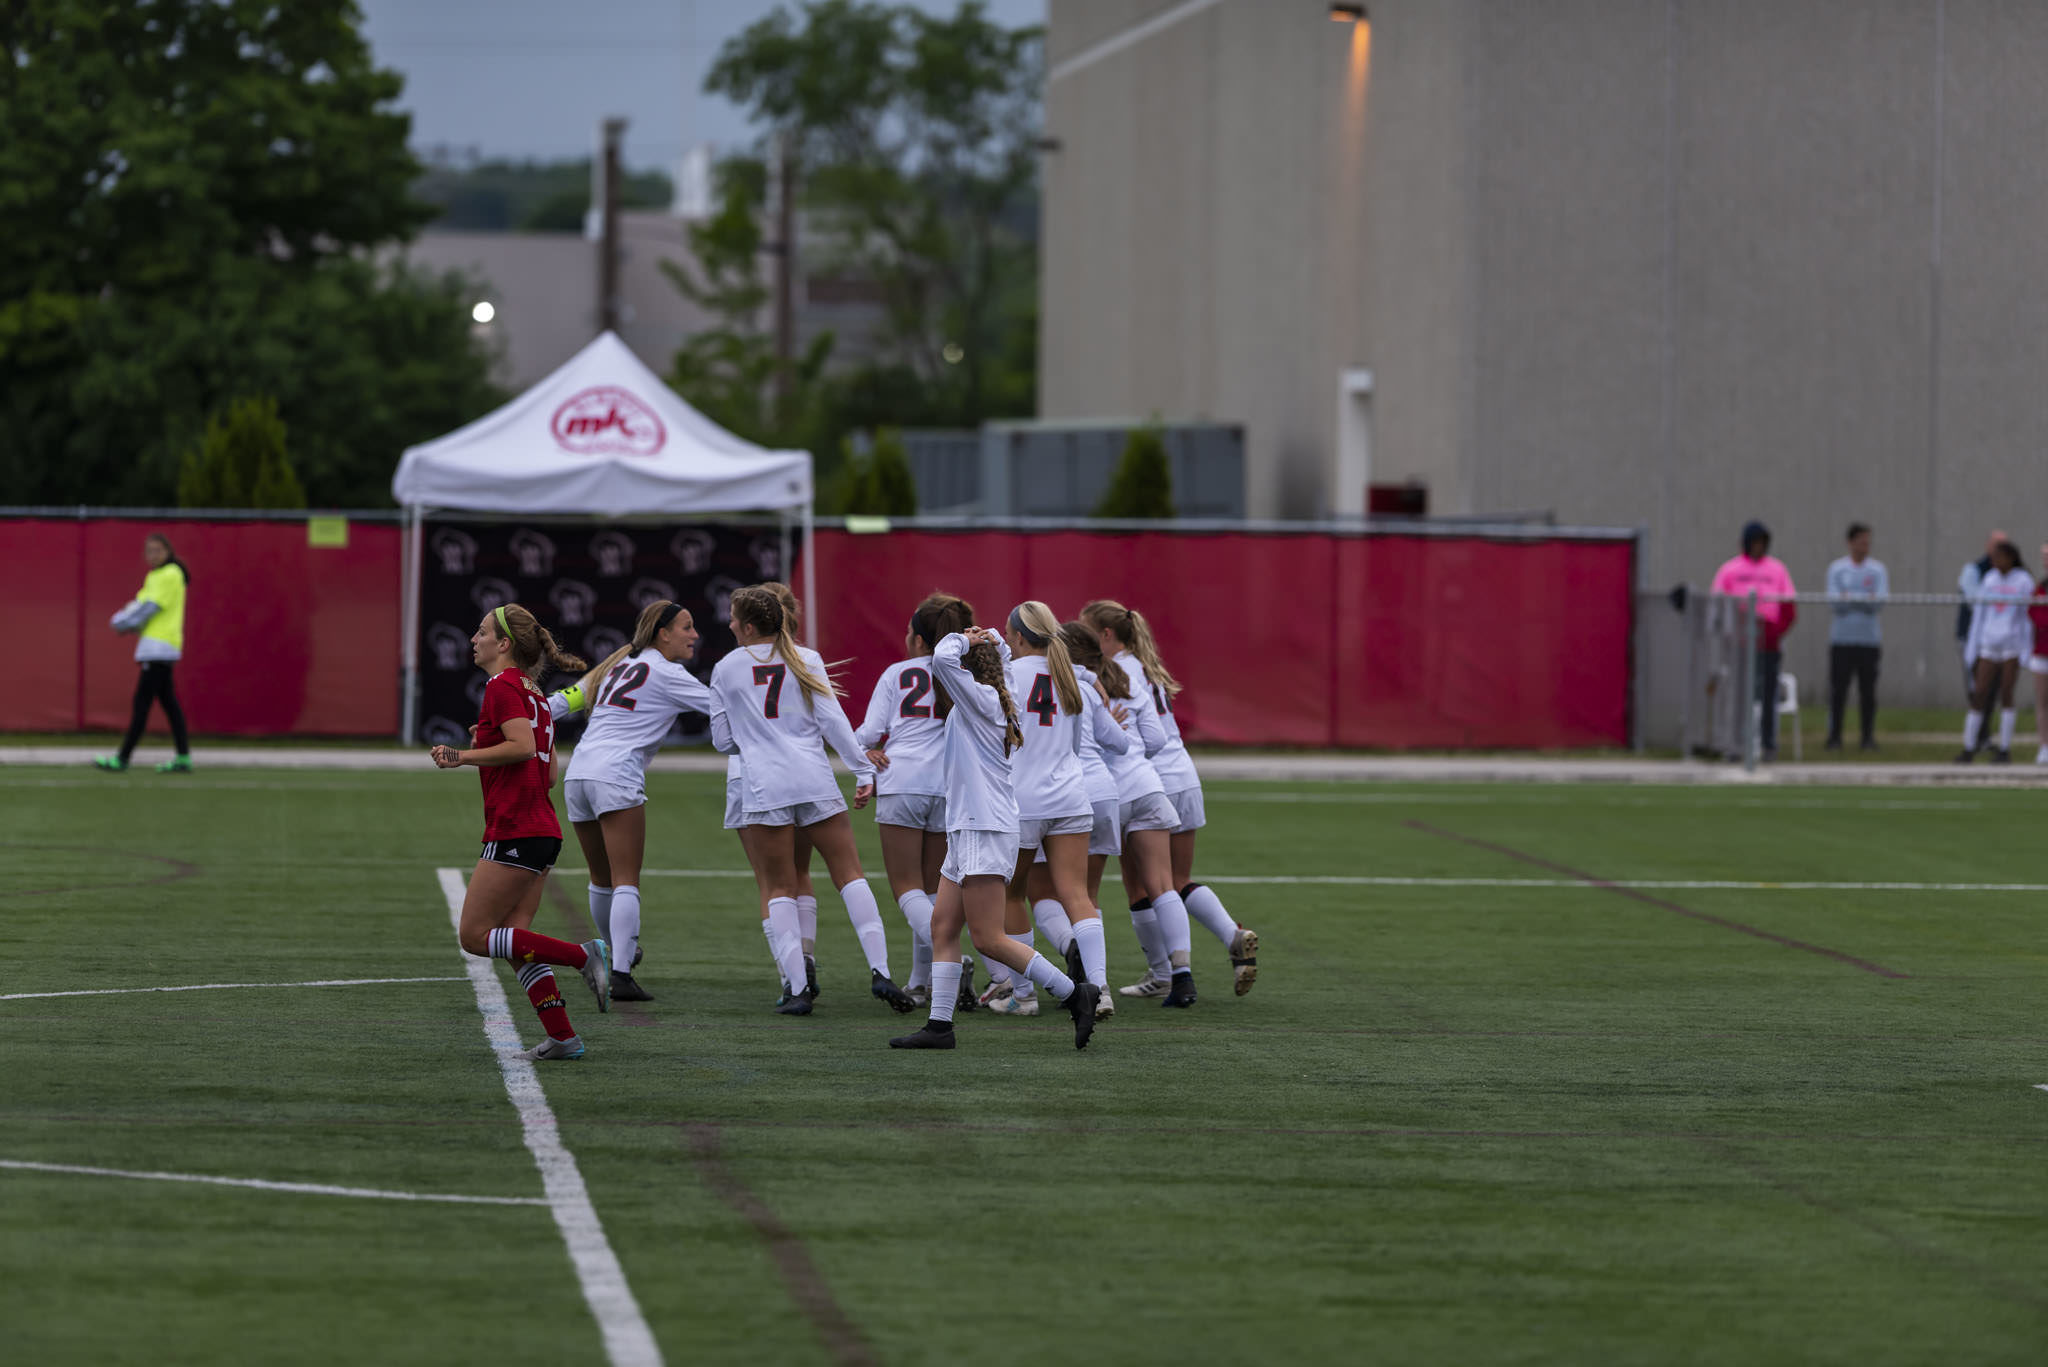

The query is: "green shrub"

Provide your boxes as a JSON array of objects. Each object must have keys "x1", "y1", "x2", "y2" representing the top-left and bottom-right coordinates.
[
  {"x1": 1093, "y1": 422, "x2": 1175, "y2": 519},
  {"x1": 178, "y1": 397, "x2": 307, "y2": 510}
]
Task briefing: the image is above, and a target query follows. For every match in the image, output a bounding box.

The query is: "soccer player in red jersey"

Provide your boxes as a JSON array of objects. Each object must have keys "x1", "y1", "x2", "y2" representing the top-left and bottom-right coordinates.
[{"x1": 432, "y1": 602, "x2": 611, "y2": 1060}]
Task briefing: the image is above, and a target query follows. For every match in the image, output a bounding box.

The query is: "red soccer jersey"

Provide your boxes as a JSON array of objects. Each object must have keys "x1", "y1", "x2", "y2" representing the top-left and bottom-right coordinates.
[{"x1": 475, "y1": 668, "x2": 561, "y2": 841}]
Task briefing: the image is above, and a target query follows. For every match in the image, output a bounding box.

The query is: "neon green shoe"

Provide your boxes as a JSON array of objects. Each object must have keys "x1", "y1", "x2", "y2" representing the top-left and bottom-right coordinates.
[
  {"x1": 155, "y1": 755, "x2": 193, "y2": 774},
  {"x1": 92, "y1": 755, "x2": 127, "y2": 772}
]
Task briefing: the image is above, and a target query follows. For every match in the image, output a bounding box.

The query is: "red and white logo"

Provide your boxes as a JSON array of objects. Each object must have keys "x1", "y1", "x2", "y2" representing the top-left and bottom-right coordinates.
[{"x1": 550, "y1": 386, "x2": 667, "y2": 455}]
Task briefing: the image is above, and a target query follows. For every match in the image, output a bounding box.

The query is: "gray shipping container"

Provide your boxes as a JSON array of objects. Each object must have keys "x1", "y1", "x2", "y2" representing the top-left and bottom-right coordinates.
[{"x1": 901, "y1": 420, "x2": 1245, "y2": 519}]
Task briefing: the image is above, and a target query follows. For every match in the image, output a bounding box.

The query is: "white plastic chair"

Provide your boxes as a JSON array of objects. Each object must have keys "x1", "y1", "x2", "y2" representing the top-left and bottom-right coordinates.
[{"x1": 1749, "y1": 672, "x2": 1801, "y2": 761}]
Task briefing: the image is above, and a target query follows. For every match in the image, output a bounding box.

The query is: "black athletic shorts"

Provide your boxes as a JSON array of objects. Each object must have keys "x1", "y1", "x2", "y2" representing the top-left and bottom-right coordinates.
[{"x1": 480, "y1": 837, "x2": 562, "y2": 873}]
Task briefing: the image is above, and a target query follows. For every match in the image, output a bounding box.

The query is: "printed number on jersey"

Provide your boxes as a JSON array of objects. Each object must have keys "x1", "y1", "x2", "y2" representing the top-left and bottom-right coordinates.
[
  {"x1": 522, "y1": 696, "x2": 554, "y2": 763},
  {"x1": 598, "y1": 660, "x2": 652, "y2": 710},
  {"x1": 753, "y1": 663, "x2": 787, "y2": 719},
  {"x1": 1025, "y1": 674, "x2": 1057, "y2": 727},
  {"x1": 898, "y1": 667, "x2": 932, "y2": 719}
]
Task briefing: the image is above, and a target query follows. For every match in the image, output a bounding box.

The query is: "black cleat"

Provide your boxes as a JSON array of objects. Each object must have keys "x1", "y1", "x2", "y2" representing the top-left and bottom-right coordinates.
[
  {"x1": 803, "y1": 955, "x2": 820, "y2": 1001},
  {"x1": 1994, "y1": 747, "x2": 2013, "y2": 765},
  {"x1": 955, "y1": 956, "x2": 978, "y2": 1013},
  {"x1": 1161, "y1": 971, "x2": 1198, "y2": 1008},
  {"x1": 871, "y1": 970, "x2": 916, "y2": 1013},
  {"x1": 1955, "y1": 747, "x2": 1976, "y2": 764},
  {"x1": 1066, "y1": 983, "x2": 1100, "y2": 1050},
  {"x1": 610, "y1": 970, "x2": 654, "y2": 1003},
  {"x1": 775, "y1": 993, "x2": 814, "y2": 1015},
  {"x1": 889, "y1": 1021, "x2": 956, "y2": 1049},
  {"x1": 1063, "y1": 937, "x2": 1085, "y2": 984}
]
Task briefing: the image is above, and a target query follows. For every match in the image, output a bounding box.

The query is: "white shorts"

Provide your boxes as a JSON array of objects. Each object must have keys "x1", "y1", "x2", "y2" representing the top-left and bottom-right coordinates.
[
  {"x1": 563, "y1": 777, "x2": 644, "y2": 824},
  {"x1": 723, "y1": 778, "x2": 745, "y2": 831},
  {"x1": 1168, "y1": 784, "x2": 1206, "y2": 833},
  {"x1": 1017, "y1": 811, "x2": 1093, "y2": 851},
  {"x1": 942, "y1": 828, "x2": 1020, "y2": 882},
  {"x1": 2031, "y1": 655, "x2": 2048, "y2": 675},
  {"x1": 741, "y1": 795, "x2": 848, "y2": 829},
  {"x1": 875, "y1": 792, "x2": 948, "y2": 832},
  {"x1": 1119, "y1": 792, "x2": 1180, "y2": 835},
  {"x1": 1034, "y1": 802, "x2": 1121, "y2": 862},
  {"x1": 1979, "y1": 646, "x2": 2026, "y2": 664}
]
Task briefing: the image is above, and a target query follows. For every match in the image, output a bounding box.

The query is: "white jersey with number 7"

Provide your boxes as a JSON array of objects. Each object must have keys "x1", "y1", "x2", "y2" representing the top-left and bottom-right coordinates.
[{"x1": 709, "y1": 642, "x2": 874, "y2": 811}]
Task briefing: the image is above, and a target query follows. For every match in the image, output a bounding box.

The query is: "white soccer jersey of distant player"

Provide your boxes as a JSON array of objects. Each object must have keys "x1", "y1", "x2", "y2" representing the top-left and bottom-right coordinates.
[
  {"x1": 855, "y1": 657, "x2": 947, "y2": 796},
  {"x1": 1969, "y1": 567, "x2": 2036, "y2": 657},
  {"x1": 564, "y1": 653, "x2": 714, "y2": 784},
  {"x1": 1072, "y1": 664, "x2": 1131, "y2": 804},
  {"x1": 931, "y1": 632, "x2": 1019, "y2": 833},
  {"x1": 1115, "y1": 652, "x2": 1198, "y2": 791},
  {"x1": 1098, "y1": 662, "x2": 1169, "y2": 802},
  {"x1": 709, "y1": 643, "x2": 873, "y2": 810},
  {"x1": 1008, "y1": 654, "x2": 1091, "y2": 820}
]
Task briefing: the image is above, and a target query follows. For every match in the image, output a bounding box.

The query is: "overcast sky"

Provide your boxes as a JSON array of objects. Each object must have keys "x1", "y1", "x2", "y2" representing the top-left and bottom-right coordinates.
[{"x1": 356, "y1": 0, "x2": 1046, "y2": 171}]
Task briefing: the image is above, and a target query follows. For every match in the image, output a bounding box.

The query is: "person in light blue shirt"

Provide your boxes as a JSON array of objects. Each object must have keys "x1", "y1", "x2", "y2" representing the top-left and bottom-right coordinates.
[{"x1": 1825, "y1": 522, "x2": 1888, "y2": 750}]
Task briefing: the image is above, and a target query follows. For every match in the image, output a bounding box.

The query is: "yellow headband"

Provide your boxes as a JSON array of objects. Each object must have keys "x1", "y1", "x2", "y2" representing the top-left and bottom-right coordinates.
[{"x1": 494, "y1": 604, "x2": 510, "y2": 637}]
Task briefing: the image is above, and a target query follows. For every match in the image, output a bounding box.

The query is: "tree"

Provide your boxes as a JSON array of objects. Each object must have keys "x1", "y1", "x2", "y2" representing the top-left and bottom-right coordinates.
[
  {"x1": 1095, "y1": 424, "x2": 1176, "y2": 519},
  {"x1": 834, "y1": 428, "x2": 919, "y2": 516},
  {"x1": 178, "y1": 396, "x2": 306, "y2": 509},
  {"x1": 0, "y1": 0, "x2": 503, "y2": 506}
]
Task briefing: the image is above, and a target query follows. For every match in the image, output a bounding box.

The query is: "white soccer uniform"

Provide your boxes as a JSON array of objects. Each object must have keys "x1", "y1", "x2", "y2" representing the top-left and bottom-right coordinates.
[
  {"x1": 1096, "y1": 664, "x2": 1176, "y2": 833},
  {"x1": 857, "y1": 656, "x2": 950, "y2": 833},
  {"x1": 1074, "y1": 664, "x2": 1131, "y2": 856},
  {"x1": 1968, "y1": 568, "x2": 2035, "y2": 663},
  {"x1": 710, "y1": 643, "x2": 874, "y2": 824},
  {"x1": 1115, "y1": 652, "x2": 1206, "y2": 832},
  {"x1": 932, "y1": 632, "x2": 1020, "y2": 881},
  {"x1": 561, "y1": 654, "x2": 714, "y2": 820},
  {"x1": 1009, "y1": 654, "x2": 1093, "y2": 848}
]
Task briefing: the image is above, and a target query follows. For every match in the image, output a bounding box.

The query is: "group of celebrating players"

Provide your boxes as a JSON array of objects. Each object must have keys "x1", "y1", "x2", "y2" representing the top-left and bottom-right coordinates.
[{"x1": 432, "y1": 583, "x2": 1260, "y2": 1057}]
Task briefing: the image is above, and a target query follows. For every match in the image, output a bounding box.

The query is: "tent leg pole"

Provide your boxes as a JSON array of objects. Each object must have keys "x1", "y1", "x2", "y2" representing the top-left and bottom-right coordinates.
[
  {"x1": 801, "y1": 502, "x2": 816, "y2": 649},
  {"x1": 401, "y1": 505, "x2": 422, "y2": 745}
]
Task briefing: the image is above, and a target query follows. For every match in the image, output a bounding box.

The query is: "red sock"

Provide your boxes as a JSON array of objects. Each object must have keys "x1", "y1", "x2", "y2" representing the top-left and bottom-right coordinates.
[
  {"x1": 519, "y1": 967, "x2": 577, "y2": 1041},
  {"x1": 488, "y1": 927, "x2": 588, "y2": 968}
]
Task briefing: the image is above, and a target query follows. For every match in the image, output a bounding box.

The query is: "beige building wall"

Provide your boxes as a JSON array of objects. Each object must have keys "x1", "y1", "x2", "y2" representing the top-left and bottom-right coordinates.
[{"x1": 1041, "y1": 0, "x2": 2048, "y2": 706}]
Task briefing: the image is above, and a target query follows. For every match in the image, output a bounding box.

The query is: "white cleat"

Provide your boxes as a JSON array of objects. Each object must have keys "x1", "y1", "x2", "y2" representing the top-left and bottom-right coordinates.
[
  {"x1": 2035, "y1": 744, "x2": 2048, "y2": 766},
  {"x1": 987, "y1": 991, "x2": 1039, "y2": 1016},
  {"x1": 979, "y1": 979, "x2": 1013, "y2": 1007},
  {"x1": 525, "y1": 1034, "x2": 585, "y2": 1061},
  {"x1": 1118, "y1": 975, "x2": 1170, "y2": 999},
  {"x1": 1229, "y1": 926, "x2": 1260, "y2": 997},
  {"x1": 579, "y1": 939, "x2": 611, "y2": 1013},
  {"x1": 1093, "y1": 988, "x2": 1116, "y2": 1021}
]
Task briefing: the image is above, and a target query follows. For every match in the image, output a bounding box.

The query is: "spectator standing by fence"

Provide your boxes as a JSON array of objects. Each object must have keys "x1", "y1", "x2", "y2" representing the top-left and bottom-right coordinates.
[
  {"x1": 1824, "y1": 523, "x2": 1887, "y2": 751},
  {"x1": 1711, "y1": 521, "x2": 1798, "y2": 760},
  {"x1": 97, "y1": 532, "x2": 193, "y2": 774}
]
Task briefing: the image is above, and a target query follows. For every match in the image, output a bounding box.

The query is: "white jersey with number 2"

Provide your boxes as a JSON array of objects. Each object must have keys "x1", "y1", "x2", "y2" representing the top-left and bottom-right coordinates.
[{"x1": 855, "y1": 656, "x2": 947, "y2": 797}]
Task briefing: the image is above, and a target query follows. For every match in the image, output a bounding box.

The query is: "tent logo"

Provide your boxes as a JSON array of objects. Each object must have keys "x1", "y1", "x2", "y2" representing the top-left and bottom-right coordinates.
[{"x1": 551, "y1": 386, "x2": 667, "y2": 456}]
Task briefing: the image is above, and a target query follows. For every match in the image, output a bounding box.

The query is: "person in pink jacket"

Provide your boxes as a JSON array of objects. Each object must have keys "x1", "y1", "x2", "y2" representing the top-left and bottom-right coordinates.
[{"x1": 1712, "y1": 521, "x2": 1799, "y2": 759}]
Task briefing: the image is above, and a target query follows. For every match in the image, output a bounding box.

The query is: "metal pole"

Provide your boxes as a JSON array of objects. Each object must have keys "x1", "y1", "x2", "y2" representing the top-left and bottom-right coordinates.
[
  {"x1": 800, "y1": 500, "x2": 816, "y2": 649},
  {"x1": 772, "y1": 129, "x2": 797, "y2": 407},
  {"x1": 1678, "y1": 591, "x2": 1696, "y2": 761},
  {"x1": 400, "y1": 505, "x2": 424, "y2": 745},
  {"x1": 1742, "y1": 587, "x2": 1759, "y2": 773},
  {"x1": 599, "y1": 117, "x2": 627, "y2": 334}
]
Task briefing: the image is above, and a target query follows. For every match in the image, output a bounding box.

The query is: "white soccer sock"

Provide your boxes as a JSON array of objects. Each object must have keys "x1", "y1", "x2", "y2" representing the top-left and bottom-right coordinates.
[
  {"x1": 766, "y1": 897, "x2": 807, "y2": 995},
  {"x1": 609, "y1": 884, "x2": 641, "y2": 974},
  {"x1": 928, "y1": 960, "x2": 962, "y2": 1024},
  {"x1": 1073, "y1": 915, "x2": 1108, "y2": 988},
  {"x1": 2001, "y1": 708, "x2": 2017, "y2": 748},
  {"x1": 1964, "y1": 710, "x2": 1984, "y2": 750},
  {"x1": 1181, "y1": 883, "x2": 1237, "y2": 948},
  {"x1": 587, "y1": 883, "x2": 614, "y2": 941},
  {"x1": 1008, "y1": 931, "x2": 1038, "y2": 996},
  {"x1": 1130, "y1": 901, "x2": 1170, "y2": 978},
  {"x1": 796, "y1": 893, "x2": 818, "y2": 956},
  {"x1": 839, "y1": 878, "x2": 891, "y2": 977},
  {"x1": 1151, "y1": 888, "x2": 1194, "y2": 967},
  {"x1": 1031, "y1": 898, "x2": 1074, "y2": 953},
  {"x1": 761, "y1": 919, "x2": 791, "y2": 988},
  {"x1": 1021, "y1": 952, "x2": 1075, "y2": 1001},
  {"x1": 897, "y1": 889, "x2": 935, "y2": 988}
]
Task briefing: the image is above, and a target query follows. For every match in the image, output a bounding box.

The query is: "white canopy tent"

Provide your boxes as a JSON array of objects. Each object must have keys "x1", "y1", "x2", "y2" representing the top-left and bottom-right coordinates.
[{"x1": 391, "y1": 330, "x2": 814, "y2": 741}]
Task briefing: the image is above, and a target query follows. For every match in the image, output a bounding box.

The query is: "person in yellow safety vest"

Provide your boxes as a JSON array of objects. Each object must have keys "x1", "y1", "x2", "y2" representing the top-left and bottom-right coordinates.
[{"x1": 96, "y1": 533, "x2": 194, "y2": 773}]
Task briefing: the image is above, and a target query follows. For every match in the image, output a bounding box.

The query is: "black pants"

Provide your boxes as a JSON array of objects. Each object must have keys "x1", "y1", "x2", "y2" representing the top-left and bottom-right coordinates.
[
  {"x1": 1754, "y1": 649, "x2": 1784, "y2": 753},
  {"x1": 120, "y1": 661, "x2": 189, "y2": 762},
  {"x1": 1827, "y1": 645, "x2": 1880, "y2": 744}
]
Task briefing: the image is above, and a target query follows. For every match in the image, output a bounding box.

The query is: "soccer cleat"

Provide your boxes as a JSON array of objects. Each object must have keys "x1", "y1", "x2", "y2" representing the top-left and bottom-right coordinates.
[
  {"x1": 1229, "y1": 926, "x2": 1260, "y2": 997},
  {"x1": 92, "y1": 755, "x2": 126, "y2": 772},
  {"x1": 1119, "y1": 975, "x2": 1170, "y2": 999},
  {"x1": 906, "y1": 984, "x2": 932, "y2": 1008},
  {"x1": 2036, "y1": 745, "x2": 2048, "y2": 766},
  {"x1": 609, "y1": 970, "x2": 653, "y2": 1003},
  {"x1": 579, "y1": 939, "x2": 612, "y2": 1013},
  {"x1": 889, "y1": 1022, "x2": 956, "y2": 1049},
  {"x1": 525, "y1": 1034, "x2": 585, "y2": 1061},
  {"x1": 1162, "y1": 971, "x2": 1198, "y2": 1009},
  {"x1": 955, "y1": 956, "x2": 979, "y2": 1013},
  {"x1": 632, "y1": 945, "x2": 644, "y2": 969},
  {"x1": 987, "y1": 990, "x2": 1039, "y2": 1017},
  {"x1": 155, "y1": 755, "x2": 192, "y2": 774},
  {"x1": 1993, "y1": 748, "x2": 2013, "y2": 765},
  {"x1": 979, "y1": 979, "x2": 1013, "y2": 1007},
  {"x1": 1093, "y1": 989, "x2": 1116, "y2": 1021},
  {"x1": 871, "y1": 970, "x2": 915, "y2": 1013},
  {"x1": 1066, "y1": 984, "x2": 1101, "y2": 1050},
  {"x1": 1954, "y1": 748, "x2": 1976, "y2": 765},
  {"x1": 1063, "y1": 938, "x2": 1085, "y2": 984},
  {"x1": 775, "y1": 994, "x2": 814, "y2": 1016},
  {"x1": 804, "y1": 955, "x2": 820, "y2": 1001}
]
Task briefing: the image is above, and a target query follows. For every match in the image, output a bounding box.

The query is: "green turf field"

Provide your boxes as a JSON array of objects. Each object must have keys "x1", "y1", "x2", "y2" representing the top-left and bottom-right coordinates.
[{"x1": 5, "y1": 767, "x2": 2046, "y2": 1365}]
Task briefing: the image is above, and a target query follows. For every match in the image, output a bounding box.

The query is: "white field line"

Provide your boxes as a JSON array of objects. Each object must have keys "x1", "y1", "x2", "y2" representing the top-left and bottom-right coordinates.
[
  {"x1": 437, "y1": 868, "x2": 662, "y2": 1367},
  {"x1": 610, "y1": 868, "x2": 2048, "y2": 895},
  {"x1": 1211, "y1": 791, "x2": 1986, "y2": 811},
  {"x1": 0, "y1": 976, "x2": 463, "y2": 1003},
  {"x1": 0, "y1": 1158, "x2": 546, "y2": 1206},
  {"x1": 2037, "y1": 1085, "x2": 2048, "y2": 1094}
]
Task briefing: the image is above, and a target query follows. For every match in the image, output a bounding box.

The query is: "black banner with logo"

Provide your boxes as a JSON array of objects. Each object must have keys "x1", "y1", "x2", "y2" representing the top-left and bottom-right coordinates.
[{"x1": 414, "y1": 521, "x2": 786, "y2": 749}]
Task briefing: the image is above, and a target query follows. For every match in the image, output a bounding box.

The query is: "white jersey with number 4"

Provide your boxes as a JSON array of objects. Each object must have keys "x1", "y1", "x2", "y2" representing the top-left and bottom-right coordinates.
[
  {"x1": 1009, "y1": 654, "x2": 1090, "y2": 820},
  {"x1": 710, "y1": 643, "x2": 874, "y2": 810},
  {"x1": 564, "y1": 653, "x2": 714, "y2": 784},
  {"x1": 855, "y1": 656, "x2": 947, "y2": 797}
]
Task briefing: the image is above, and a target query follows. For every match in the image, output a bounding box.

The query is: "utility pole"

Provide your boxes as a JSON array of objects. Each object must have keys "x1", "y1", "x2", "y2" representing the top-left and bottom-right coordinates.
[
  {"x1": 771, "y1": 128, "x2": 797, "y2": 405},
  {"x1": 599, "y1": 117, "x2": 628, "y2": 334}
]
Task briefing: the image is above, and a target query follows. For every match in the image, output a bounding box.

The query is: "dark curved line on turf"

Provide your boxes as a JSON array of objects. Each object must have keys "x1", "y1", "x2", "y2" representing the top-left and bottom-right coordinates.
[
  {"x1": 682, "y1": 1123, "x2": 879, "y2": 1366},
  {"x1": 1403, "y1": 821, "x2": 1909, "y2": 978},
  {"x1": 0, "y1": 843, "x2": 200, "y2": 899}
]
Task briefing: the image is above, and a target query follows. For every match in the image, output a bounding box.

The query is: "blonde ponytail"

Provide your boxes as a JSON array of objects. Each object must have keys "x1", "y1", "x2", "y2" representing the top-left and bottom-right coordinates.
[
  {"x1": 1081, "y1": 598, "x2": 1181, "y2": 698},
  {"x1": 575, "y1": 599, "x2": 680, "y2": 702},
  {"x1": 1011, "y1": 600, "x2": 1082, "y2": 714},
  {"x1": 731, "y1": 585, "x2": 838, "y2": 707}
]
